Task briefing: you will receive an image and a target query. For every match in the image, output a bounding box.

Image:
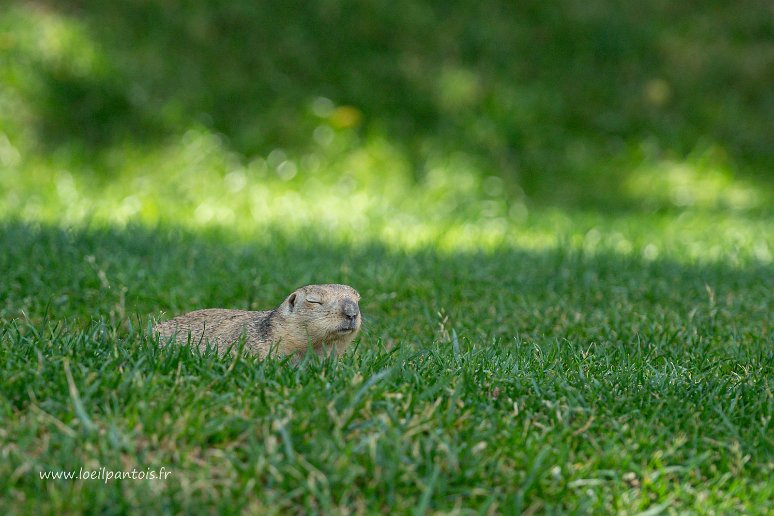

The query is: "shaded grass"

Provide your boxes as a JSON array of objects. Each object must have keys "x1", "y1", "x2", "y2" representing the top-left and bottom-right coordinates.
[{"x1": 1, "y1": 222, "x2": 772, "y2": 513}]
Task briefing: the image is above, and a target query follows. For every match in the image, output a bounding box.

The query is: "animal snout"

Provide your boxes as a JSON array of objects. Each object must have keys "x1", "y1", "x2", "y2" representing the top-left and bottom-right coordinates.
[{"x1": 342, "y1": 300, "x2": 359, "y2": 319}]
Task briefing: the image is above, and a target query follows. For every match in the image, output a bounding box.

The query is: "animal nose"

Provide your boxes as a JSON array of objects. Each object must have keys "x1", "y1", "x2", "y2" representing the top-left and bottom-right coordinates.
[{"x1": 343, "y1": 300, "x2": 359, "y2": 318}]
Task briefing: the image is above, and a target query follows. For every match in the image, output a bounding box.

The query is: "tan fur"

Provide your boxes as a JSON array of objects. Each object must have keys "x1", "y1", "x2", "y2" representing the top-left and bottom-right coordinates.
[{"x1": 153, "y1": 284, "x2": 361, "y2": 359}]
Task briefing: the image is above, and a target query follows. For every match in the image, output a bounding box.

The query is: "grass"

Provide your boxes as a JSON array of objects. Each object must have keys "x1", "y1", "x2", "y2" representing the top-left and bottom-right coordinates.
[
  {"x1": 1, "y1": 222, "x2": 772, "y2": 513},
  {"x1": 1, "y1": 1, "x2": 773, "y2": 208},
  {"x1": 1, "y1": 0, "x2": 773, "y2": 512}
]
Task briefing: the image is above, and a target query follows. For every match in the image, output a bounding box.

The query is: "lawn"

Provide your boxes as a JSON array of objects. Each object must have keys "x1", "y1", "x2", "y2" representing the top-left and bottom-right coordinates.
[
  {"x1": 2, "y1": 215, "x2": 771, "y2": 513},
  {"x1": 1, "y1": 1, "x2": 773, "y2": 513}
]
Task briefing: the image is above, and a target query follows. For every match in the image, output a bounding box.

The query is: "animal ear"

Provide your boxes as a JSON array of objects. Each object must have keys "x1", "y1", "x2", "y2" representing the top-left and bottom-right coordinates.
[{"x1": 288, "y1": 293, "x2": 297, "y2": 311}]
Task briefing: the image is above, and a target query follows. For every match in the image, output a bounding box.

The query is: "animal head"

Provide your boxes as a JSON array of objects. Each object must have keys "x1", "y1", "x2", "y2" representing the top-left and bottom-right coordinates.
[{"x1": 279, "y1": 284, "x2": 362, "y2": 352}]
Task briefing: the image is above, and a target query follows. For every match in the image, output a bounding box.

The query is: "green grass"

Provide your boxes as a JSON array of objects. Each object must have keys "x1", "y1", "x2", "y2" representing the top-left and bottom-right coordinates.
[
  {"x1": 1, "y1": 222, "x2": 772, "y2": 513},
  {"x1": 1, "y1": 0, "x2": 773, "y2": 512},
  {"x1": 1, "y1": 0, "x2": 773, "y2": 209}
]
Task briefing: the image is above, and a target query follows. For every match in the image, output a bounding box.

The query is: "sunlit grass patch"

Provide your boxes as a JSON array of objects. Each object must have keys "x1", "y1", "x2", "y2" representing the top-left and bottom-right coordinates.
[
  {"x1": 1, "y1": 117, "x2": 771, "y2": 264},
  {"x1": 626, "y1": 145, "x2": 763, "y2": 211},
  {"x1": 0, "y1": 5, "x2": 105, "y2": 78}
]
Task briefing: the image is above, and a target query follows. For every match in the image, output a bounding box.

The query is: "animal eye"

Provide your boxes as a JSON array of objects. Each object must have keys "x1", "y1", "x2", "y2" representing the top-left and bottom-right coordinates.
[{"x1": 306, "y1": 298, "x2": 323, "y2": 305}]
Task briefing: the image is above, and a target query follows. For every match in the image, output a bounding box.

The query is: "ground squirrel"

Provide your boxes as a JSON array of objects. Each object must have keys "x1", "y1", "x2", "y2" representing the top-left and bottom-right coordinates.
[{"x1": 154, "y1": 284, "x2": 361, "y2": 358}]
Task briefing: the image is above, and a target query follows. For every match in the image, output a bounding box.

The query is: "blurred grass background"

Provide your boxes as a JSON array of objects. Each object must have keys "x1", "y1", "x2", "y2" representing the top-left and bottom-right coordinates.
[{"x1": 0, "y1": 0, "x2": 772, "y2": 242}]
